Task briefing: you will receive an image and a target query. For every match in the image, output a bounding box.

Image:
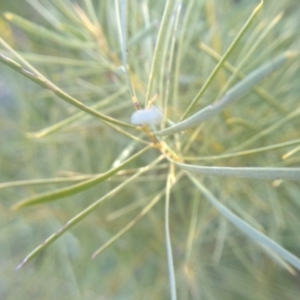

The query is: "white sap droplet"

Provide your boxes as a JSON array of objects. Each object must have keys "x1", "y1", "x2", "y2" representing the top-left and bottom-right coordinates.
[{"x1": 131, "y1": 106, "x2": 163, "y2": 125}]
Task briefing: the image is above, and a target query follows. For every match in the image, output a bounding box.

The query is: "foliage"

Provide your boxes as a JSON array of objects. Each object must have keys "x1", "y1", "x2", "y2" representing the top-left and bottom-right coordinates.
[{"x1": 1, "y1": 0, "x2": 300, "y2": 299}]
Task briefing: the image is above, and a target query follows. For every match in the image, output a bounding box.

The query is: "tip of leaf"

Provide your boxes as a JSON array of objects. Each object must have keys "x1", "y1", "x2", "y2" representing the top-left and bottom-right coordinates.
[
  {"x1": 25, "y1": 131, "x2": 45, "y2": 139},
  {"x1": 276, "y1": 12, "x2": 284, "y2": 21},
  {"x1": 4, "y1": 13, "x2": 13, "y2": 20},
  {"x1": 16, "y1": 258, "x2": 27, "y2": 270},
  {"x1": 11, "y1": 201, "x2": 25, "y2": 210},
  {"x1": 256, "y1": 0, "x2": 264, "y2": 10},
  {"x1": 11, "y1": 204, "x2": 20, "y2": 211},
  {"x1": 285, "y1": 51, "x2": 298, "y2": 58}
]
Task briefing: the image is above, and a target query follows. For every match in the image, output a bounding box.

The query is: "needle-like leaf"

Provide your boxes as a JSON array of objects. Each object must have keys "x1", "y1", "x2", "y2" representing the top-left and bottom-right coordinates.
[
  {"x1": 145, "y1": 0, "x2": 175, "y2": 104},
  {"x1": 180, "y1": 0, "x2": 264, "y2": 119},
  {"x1": 187, "y1": 173, "x2": 300, "y2": 272},
  {"x1": 5, "y1": 13, "x2": 94, "y2": 49},
  {"x1": 16, "y1": 156, "x2": 163, "y2": 270},
  {"x1": 176, "y1": 163, "x2": 300, "y2": 181},
  {"x1": 13, "y1": 146, "x2": 152, "y2": 209},
  {"x1": 154, "y1": 52, "x2": 294, "y2": 136}
]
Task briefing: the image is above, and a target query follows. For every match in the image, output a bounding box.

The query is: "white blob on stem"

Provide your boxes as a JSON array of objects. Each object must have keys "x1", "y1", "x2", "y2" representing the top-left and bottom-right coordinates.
[{"x1": 131, "y1": 106, "x2": 163, "y2": 125}]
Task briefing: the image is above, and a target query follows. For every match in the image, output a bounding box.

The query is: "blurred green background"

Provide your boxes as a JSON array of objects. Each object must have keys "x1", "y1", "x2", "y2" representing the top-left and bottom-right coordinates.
[{"x1": 1, "y1": 0, "x2": 300, "y2": 299}]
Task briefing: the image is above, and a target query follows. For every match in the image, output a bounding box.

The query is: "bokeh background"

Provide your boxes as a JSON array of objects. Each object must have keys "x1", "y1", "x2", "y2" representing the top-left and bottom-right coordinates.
[{"x1": 1, "y1": 0, "x2": 300, "y2": 299}]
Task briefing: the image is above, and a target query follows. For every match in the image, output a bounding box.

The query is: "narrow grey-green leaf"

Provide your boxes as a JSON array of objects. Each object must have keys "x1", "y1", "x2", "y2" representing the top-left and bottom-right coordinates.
[
  {"x1": 155, "y1": 52, "x2": 294, "y2": 136},
  {"x1": 92, "y1": 189, "x2": 164, "y2": 259},
  {"x1": 127, "y1": 21, "x2": 157, "y2": 49},
  {"x1": 13, "y1": 146, "x2": 151, "y2": 209},
  {"x1": 16, "y1": 156, "x2": 163, "y2": 270},
  {"x1": 199, "y1": 42, "x2": 287, "y2": 114},
  {"x1": 116, "y1": 0, "x2": 140, "y2": 108},
  {"x1": 27, "y1": 88, "x2": 127, "y2": 138},
  {"x1": 165, "y1": 169, "x2": 177, "y2": 300},
  {"x1": 145, "y1": 0, "x2": 175, "y2": 104},
  {"x1": 0, "y1": 53, "x2": 134, "y2": 128},
  {"x1": 5, "y1": 13, "x2": 94, "y2": 49},
  {"x1": 180, "y1": 0, "x2": 264, "y2": 119},
  {"x1": 119, "y1": 0, "x2": 127, "y2": 68},
  {"x1": 187, "y1": 173, "x2": 300, "y2": 271},
  {"x1": 176, "y1": 162, "x2": 300, "y2": 181},
  {"x1": 26, "y1": 0, "x2": 63, "y2": 29},
  {"x1": 0, "y1": 176, "x2": 94, "y2": 189},
  {"x1": 92, "y1": 171, "x2": 183, "y2": 259}
]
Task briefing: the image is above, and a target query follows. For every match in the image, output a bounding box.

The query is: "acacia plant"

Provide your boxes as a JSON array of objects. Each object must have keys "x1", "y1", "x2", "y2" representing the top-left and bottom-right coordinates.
[{"x1": 1, "y1": 0, "x2": 300, "y2": 299}]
